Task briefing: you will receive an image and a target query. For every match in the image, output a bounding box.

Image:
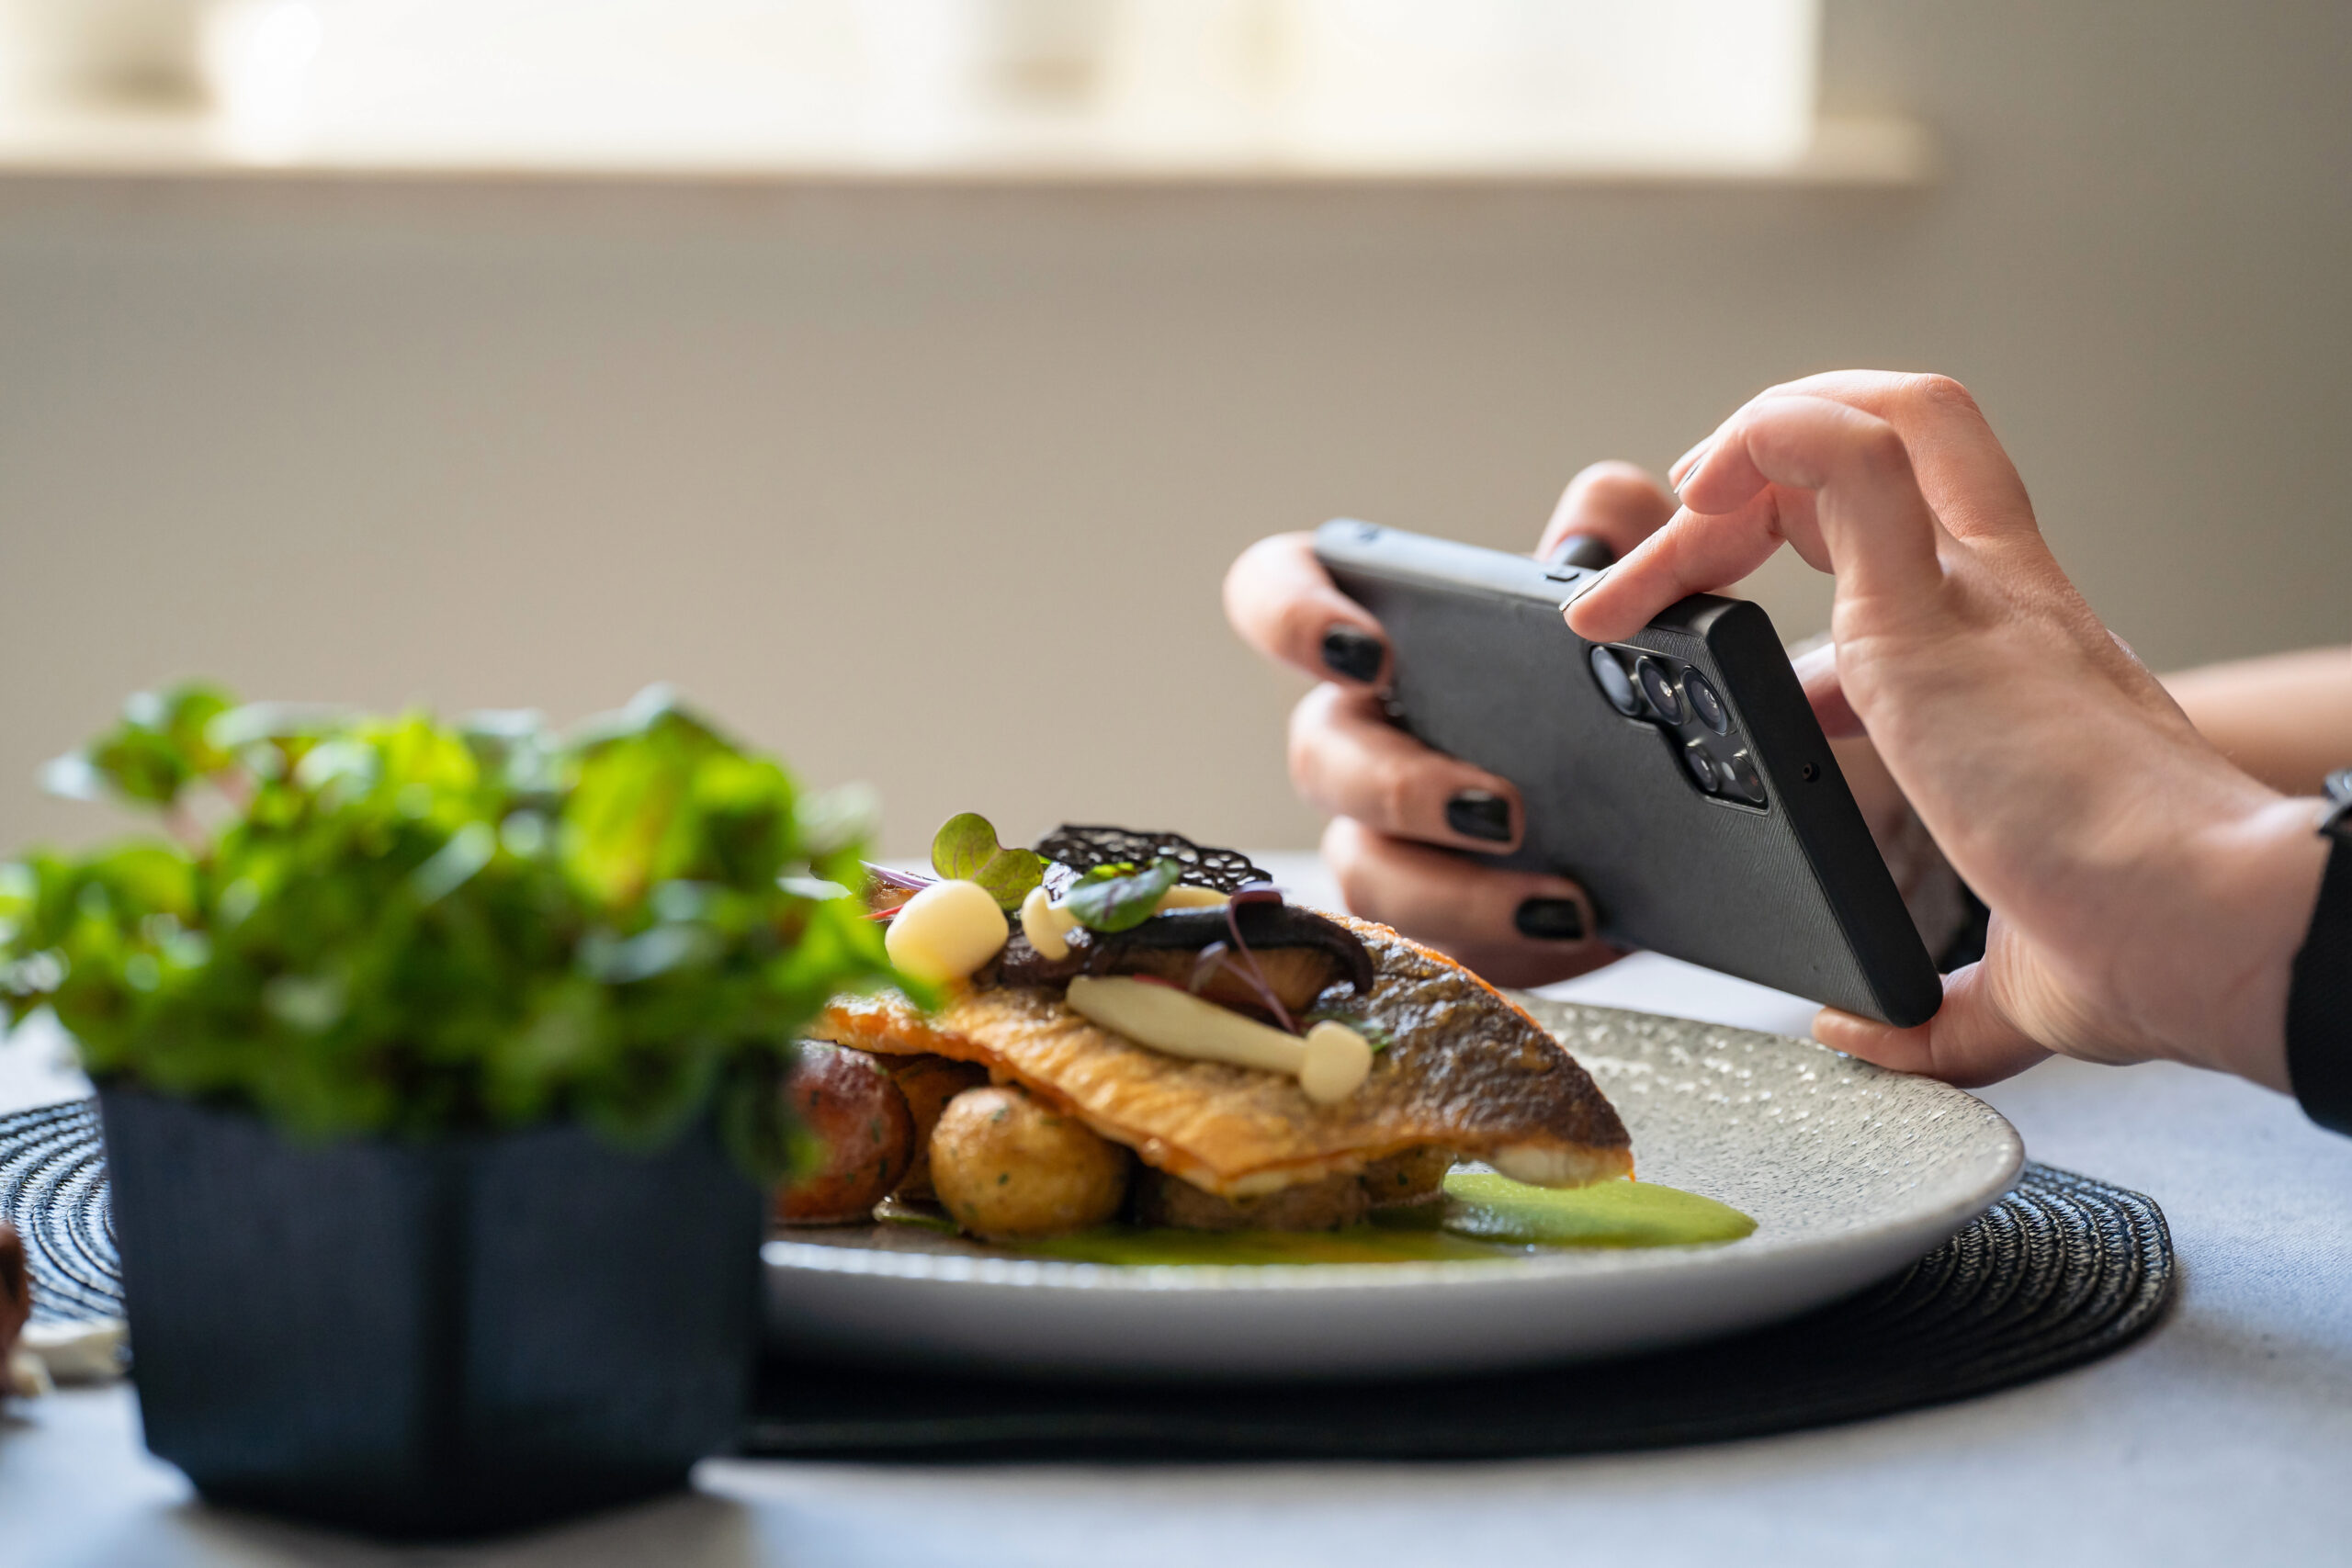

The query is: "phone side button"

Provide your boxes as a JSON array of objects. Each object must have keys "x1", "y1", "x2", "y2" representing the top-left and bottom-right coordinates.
[{"x1": 1554, "y1": 568, "x2": 1612, "y2": 615}]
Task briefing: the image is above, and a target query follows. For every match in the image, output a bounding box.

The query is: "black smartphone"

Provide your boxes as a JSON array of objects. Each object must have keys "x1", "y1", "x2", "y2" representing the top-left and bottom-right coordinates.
[{"x1": 1315, "y1": 518, "x2": 1941, "y2": 1027}]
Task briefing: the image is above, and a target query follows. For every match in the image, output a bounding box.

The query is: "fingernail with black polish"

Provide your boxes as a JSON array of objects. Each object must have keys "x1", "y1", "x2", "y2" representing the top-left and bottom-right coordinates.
[
  {"x1": 1320, "y1": 626, "x2": 1385, "y2": 683},
  {"x1": 1514, "y1": 897, "x2": 1587, "y2": 942},
  {"x1": 1445, "y1": 790, "x2": 1513, "y2": 843}
]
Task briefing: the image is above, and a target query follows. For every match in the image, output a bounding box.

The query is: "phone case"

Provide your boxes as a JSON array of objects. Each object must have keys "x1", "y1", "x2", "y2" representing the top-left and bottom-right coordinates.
[{"x1": 1315, "y1": 519, "x2": 1941, "y2": 1027}]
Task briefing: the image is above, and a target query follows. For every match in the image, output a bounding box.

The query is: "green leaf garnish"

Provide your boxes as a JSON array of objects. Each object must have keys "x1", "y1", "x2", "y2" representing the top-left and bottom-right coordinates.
[
  {"x1": 929, "y1": 812, "x2": 1045, "y2": 911},
  {"x1": 1064, "y1": 857, "x2": 1182, "y2": 933},
  {"x1": 1303, "y1": 1008, "x2": 1395, "y2": 1052}
]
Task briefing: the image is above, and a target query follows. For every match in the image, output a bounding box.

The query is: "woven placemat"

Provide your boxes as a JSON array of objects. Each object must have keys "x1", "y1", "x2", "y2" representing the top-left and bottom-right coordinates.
[
  {"x1": 741, "y1": 1162, "x2": 2173, "y2": 1461},
  {"x1": 2, "y1": 1100, "x2": 2172, "y2": 1456},
  {"x1": 1, "y1": 1099, "x2": 119, "y2": 1324}
]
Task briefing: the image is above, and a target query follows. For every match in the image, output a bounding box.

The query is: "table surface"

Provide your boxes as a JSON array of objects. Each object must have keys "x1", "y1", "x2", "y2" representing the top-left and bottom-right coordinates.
[{"x1": 4, "y1": 853, "x2": 2348, "y2": 1568}]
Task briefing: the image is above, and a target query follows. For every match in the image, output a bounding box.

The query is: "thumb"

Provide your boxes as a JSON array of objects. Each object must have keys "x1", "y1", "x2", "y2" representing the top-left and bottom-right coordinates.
[
  {"x1": 1789, "y1": 640, "x2": 1865, "y2": 739},
  {"x1": 1813, "y1": 963, "x2": 2051, "y2": 1088}
]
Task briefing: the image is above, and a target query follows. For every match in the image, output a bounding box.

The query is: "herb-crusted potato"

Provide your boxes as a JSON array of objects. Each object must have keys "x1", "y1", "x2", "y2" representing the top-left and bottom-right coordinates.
[
  {"x1": 929, "y1": 1085, "x2": 1129, "y2": 1240},
  {"x1": 775, "y1": 1044, "x2": 916, "y2": 1225}
]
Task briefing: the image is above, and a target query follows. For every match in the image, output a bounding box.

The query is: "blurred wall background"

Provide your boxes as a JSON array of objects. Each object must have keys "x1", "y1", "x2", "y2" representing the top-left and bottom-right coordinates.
[{"x1": 2, "y1": 0, "x2": 2346, "y2": 856}]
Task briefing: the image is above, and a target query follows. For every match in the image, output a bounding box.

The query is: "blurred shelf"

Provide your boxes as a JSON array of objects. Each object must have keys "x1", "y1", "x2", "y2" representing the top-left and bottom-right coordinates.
[{"x1": 0, "y1": 103, "x2": 1934, "y2": 190}]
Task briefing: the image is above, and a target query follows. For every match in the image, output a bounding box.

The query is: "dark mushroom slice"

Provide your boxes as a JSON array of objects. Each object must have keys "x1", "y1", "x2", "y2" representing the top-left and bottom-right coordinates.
[
  {"x1": 1094, "y1": 905, "x2": 1375, "y2": 994},
  {"x1": 985, "y1": 904, "x2": 1376, "y2": 1021},
  {"x1": 984, "y1": 929, "x2": 1093, "y2": 989},
  {"x1": 1095, "y1": 944, "x2": 1351, "y2": 1021}
]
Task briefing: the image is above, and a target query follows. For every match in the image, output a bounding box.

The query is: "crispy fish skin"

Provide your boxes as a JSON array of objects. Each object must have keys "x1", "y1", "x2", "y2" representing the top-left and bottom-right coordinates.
[{"x1": 814, "y1": 914, "x2": 1632, "y2": 1199}]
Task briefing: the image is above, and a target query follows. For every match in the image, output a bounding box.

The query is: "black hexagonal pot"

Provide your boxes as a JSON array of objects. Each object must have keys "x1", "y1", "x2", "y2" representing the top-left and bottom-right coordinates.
[{"x1": 97, "y1": 1087, "x2": 765, "y2": 1539}]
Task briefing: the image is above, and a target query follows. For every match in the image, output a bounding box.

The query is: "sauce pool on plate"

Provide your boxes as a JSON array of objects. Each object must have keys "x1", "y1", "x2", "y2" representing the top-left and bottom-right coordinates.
[{"x1": 882, "y1": 1170, "x2": 1755, "y2": 1266}]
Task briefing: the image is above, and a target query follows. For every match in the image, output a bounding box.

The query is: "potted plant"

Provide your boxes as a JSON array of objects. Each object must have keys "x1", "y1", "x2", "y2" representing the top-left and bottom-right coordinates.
[{"x1": 0, "y1": 682, "x2": 898, "y2": 1537}]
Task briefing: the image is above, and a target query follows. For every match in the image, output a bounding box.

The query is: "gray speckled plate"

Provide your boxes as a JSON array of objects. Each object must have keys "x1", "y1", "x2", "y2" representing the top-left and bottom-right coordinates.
[{"x1": 762, "y1": 998, "x2": 2023, "y2": 1379}]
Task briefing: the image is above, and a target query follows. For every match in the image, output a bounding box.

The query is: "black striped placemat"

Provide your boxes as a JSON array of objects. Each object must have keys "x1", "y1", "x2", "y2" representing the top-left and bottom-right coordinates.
[
  {"x1": 0, "y1": 1100, "x2": 2171, "y2": 1456},
  {"x1": 741, "y1": 1163, "x2": 2172, "y2": 1460}
]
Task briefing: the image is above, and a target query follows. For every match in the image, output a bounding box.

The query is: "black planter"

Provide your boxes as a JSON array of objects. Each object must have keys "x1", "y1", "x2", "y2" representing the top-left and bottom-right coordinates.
[{"x1": 97, "y1": 1088, "x2": 766, "y2": 1539}]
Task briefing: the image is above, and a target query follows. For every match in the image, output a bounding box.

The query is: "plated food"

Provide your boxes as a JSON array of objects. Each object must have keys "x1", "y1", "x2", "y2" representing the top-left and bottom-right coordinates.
[
  {"x1": 778, "y1": 818, "x2": 1723, "y2": 1262},
  {"x1": 763, "y1": 995, "x2": 2027, "y2": 1377}
]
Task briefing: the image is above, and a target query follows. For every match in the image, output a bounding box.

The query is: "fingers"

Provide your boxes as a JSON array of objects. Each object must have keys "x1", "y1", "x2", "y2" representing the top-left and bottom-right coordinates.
[
  {"x1": 1811, "y1": 964, "x2": 2052, "y2": 1088},
  {"x1": 1790, "y1": 639, "x2": 1866, "y2": 739},
  {"x1": 1748, "y1": 371, "x2": 2035, "y2": 540},
  {"x1": 1224, "y1": 533, "x2": 1389, "y2": 687},
  {"x1": 1321, "y1": 818, "x2": 1618, "y2": 990},
  {"x1": 1566, "y1": 494, "x2": 1793, "y2": 645},
  {"x1": 1535, "y1": 462, "x2": 1676, "y2": 562},
  {"x1": 1568, "y1": 395, "x2": 1951, "y2": 644},
  {"x1": 1290, "y1": 685, "x2": 1525, "y2": 852}
]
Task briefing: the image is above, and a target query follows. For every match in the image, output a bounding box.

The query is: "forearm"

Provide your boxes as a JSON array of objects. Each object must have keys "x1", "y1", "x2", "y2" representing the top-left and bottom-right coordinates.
[
  {"x1": 1838, "y1": 645, "x2": 2349, "y2": 954},
  {"x1": 2164, "y1": 647, "x2": 2352, "y2": 796}
]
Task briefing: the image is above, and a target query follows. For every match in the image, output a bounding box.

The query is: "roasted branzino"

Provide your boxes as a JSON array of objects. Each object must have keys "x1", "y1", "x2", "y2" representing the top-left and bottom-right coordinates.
[{"x1": 815, "y1": 914, "x2": 1632, "y2": 1200}]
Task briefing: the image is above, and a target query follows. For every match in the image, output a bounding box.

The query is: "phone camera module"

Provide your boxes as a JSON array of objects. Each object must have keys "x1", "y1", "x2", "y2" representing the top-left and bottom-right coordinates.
[
  {"x1": 1590, "y1": 647, "x2": 1643, "y2": 716},
  {"x1": 1724, "y1": 750, "x2": 1767, "y2": 804},
  {"x1": 1683, "y1": 671, "x2": 1731, "y2": 734},
  {"x1": 1681, "y1": 739, "x2": 1721, "y2": 793},
  {"x1": 1634, "y1": 658, "x2": 1683, "y2": 723}
]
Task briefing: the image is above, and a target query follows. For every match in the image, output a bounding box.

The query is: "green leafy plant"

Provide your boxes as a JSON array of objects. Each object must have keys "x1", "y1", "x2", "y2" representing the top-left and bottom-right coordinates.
[
  {"x1": 928, "y1": 812, "x2": 1045, "y2": 910},
  {"x1": 0, "y1": 682, "x2": 901, "y2": 1176},
  {"x1": 1064, "y1": 858, "x2": 1182, "y2": 933}
]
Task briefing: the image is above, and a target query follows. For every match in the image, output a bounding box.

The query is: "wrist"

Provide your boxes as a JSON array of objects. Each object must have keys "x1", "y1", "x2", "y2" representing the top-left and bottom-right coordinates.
[{"x1": 2180, "y1": 795, "x2": 2332, "y2": 1091}]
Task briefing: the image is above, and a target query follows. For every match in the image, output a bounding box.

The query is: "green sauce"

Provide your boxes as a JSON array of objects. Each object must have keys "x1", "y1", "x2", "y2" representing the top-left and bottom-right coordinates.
[
  {"x1": 889, "y1": 1172, "x2": 1756, "y2": 1267},
  {"x1": 1434, "y1": 1172, "x2": 1755, "y2": 1249}
]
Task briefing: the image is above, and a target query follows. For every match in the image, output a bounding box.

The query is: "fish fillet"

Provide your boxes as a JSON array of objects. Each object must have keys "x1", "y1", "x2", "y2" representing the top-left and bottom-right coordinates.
[{"x1": 814, "y1": 914, "x2": 1632, "y2": 1199}]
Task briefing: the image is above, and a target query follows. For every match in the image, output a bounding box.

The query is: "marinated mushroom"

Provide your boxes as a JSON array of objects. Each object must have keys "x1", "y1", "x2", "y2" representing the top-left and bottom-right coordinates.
[{"x1": 991, "y1": 900, "x2": 1375, "y2": 1018}]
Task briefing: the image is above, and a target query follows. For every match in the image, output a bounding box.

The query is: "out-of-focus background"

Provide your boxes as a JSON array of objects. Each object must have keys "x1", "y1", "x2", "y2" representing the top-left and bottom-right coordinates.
[{"x1": 0, "y1": 0, "x2": 2344, "y2": 856}]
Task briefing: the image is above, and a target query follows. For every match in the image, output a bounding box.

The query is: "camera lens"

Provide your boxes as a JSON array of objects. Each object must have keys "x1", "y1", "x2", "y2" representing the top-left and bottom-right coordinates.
[
  {"x1": 1684, "y1": 671, "x2": 1730, "y2": 734},
  {"x1": 1682, "y1": 739, "x2": 1720, "y2": 793},
  {"x1": 1590, "y1": 647, "x2": 1643, "y2": 716},
  {"x1": 1724, "y1": 750, "x2": 1767, "y2": 804},
  {"x1": 1634, "y1": 659, "x2": 1683, "y2": 723}
]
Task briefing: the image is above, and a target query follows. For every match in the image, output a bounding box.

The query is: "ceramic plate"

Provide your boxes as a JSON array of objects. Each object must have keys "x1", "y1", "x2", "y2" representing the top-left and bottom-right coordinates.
[{"x1": 762, "y1": 997, "x2": 2024, "y2": 1379}]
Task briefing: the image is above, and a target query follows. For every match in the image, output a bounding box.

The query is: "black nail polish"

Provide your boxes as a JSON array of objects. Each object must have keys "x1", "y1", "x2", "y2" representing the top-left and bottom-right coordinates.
[
  {"x1": 1514, "y1": 897, "x2": 1587, "y2": 942},
  {"x1": 1320, "y1": 626, "x2": 1384, "y2": 683},
  {"x1": 1445, "y1": 790, "x2": 1512, "y2": 842}
]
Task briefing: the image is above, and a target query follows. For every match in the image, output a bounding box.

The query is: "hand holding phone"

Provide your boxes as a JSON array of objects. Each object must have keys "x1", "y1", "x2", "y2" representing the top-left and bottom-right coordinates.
[
  {"x1": 1314, "y1": 518, "x2": 1941, "y2": 1024},
  {"x1": 1223, "y1": 467, "x2": 1684, "y2": 987},
  {"x1": 1223, "y1": 457, "x2": 1939, "y2": 1024}
]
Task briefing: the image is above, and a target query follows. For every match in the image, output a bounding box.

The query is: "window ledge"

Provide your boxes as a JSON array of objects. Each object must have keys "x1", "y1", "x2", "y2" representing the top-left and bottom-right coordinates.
[{"x1": 0, "y1": 105, "x2": 1933, "y2": 189}]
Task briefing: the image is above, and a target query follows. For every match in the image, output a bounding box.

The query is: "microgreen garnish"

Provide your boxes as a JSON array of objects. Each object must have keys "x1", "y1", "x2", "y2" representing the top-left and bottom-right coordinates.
[
  {"x1": 929, "y1": 813, "x2": 1046, "y2": 912},
  {"x1": 1064, "y1": 857, "x2": 1182, "y2": 933},
  {"x1": 1218, "y1": 895, "x2": 1297, "y2": 1033}
]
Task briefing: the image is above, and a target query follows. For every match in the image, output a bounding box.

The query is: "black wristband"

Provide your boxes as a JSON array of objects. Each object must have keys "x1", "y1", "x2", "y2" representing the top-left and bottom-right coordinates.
[{"x1": 2286, "y1": 772, "x2": 2352, "y2": 1135}]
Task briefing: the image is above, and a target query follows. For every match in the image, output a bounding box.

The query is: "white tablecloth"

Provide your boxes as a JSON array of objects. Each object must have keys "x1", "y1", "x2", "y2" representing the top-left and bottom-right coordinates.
[{"x1": 5, "y1": 854, "x2": 2348, "y2": 1567}]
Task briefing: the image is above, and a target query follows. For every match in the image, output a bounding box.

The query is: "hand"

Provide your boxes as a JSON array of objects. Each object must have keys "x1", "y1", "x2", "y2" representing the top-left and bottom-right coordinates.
[
  {"x1": 1223, "y1": 464, "x2": 1676, "y2": 987},
  {"x1": 1570, "y1": 371, "x2": 2329, "y2": 1090}
]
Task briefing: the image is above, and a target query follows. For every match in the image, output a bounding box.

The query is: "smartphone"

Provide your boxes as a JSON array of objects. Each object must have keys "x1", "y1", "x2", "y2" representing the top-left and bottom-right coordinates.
[{"x1": 1315, "y1": 518, "x2": 1941, "y2": 1026}]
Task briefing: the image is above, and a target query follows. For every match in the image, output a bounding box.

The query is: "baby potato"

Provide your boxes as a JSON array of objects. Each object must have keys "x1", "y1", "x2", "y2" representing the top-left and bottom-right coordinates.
[
  {"x1": 929, "y1": 1086, "x2": 1130, "y2": 1241},
  {"x1": 775, "y1": 1044, "x2": 917, "y2": 1225},
  {"x1": 882, "y1": 1054, "x2": 992, "y2": 1201}
]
